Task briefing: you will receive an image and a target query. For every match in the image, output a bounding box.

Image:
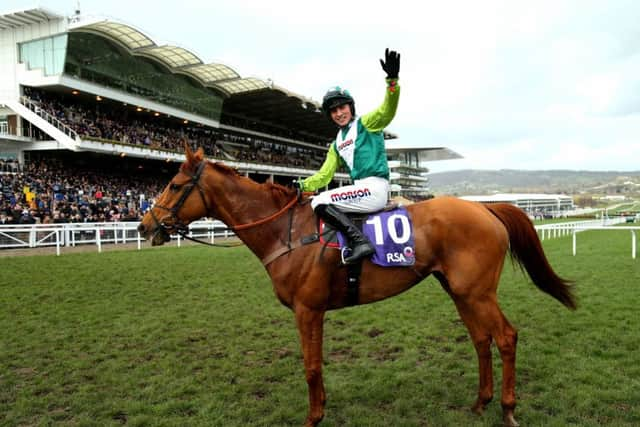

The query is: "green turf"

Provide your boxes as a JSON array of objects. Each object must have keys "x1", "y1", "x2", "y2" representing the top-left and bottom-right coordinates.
[{"x1": 1, "y1": 230, "x2": 638, "y2": 426}]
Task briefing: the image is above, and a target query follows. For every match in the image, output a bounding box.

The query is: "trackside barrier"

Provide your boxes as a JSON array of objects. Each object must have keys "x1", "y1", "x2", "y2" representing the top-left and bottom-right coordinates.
[
  {"x1": 0, "y1": 220, "x2": 234, "y2": 256},
  {"x1": 535, "y1": 217, "x2": 627, "y2": 240},
  {"x1": 2, "y1": 220, "x2": 636, "y2": 258},
  {"x1": 534, "y1": 221, "x2": 639, "y2": 259},
  {"x1": 569, "y1": 226, "x2": 638, "y2": 259}
]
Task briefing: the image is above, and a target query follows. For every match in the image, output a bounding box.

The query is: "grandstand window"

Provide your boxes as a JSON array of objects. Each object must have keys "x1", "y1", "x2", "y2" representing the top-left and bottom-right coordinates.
[
  {"x1": 63, "y1": 33, "x2": 223, "y2": 121},
  {"x1": 19, "y1": 34, "x2": 68, "y2": 76}
]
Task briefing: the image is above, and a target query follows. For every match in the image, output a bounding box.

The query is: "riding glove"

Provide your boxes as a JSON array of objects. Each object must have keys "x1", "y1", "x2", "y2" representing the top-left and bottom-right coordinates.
[{"x1": 379, "y1": 48, "x2": 400, "y2": 79}]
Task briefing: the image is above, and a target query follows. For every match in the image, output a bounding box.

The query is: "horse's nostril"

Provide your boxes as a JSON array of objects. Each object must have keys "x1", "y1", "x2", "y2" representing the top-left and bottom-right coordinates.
[{"x1": 137, "y1": 224, "x2": 145, "y2": 233}]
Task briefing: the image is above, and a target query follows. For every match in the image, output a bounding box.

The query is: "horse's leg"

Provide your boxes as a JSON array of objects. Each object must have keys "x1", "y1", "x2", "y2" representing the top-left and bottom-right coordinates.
[
  {"x1": 449, "y1": 297, "x2": 494, "y2": 415},
  {"x1": 493, "y1": 307, "x2": 519, "y2": 427},
  {"x1": 435, "y1": 272, "x2": 495, "y2": 415},
  {"x1": 295, "y1": 304, "x2": 326, "y2": 427},
  {"x1": 453, "y1": 296, "x2": 519, "y2": 427}
]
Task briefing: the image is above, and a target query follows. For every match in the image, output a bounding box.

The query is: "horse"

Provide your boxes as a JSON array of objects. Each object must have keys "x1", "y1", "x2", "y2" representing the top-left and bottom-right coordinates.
[{"x1": 137, "y1": 145, "x2": 576, "y2": 427}]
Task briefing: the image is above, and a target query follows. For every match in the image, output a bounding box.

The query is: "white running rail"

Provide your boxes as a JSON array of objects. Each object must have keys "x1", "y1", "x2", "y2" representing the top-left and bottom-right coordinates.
[
  {"x1": 534, "y1": 219, "x2": 639, "y2": 259},
  {"x1": 0, "y1": 220, "x2": 234, "y2": 256},
  {"x1": 535, "y1": 217, "x2": 627, "y2": 240}
]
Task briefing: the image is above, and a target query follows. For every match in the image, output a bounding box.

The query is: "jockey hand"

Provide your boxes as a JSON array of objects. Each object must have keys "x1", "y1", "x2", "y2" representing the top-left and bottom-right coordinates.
[{"x1": 379, "y1": 48, "x2": 400, "y2": 79}]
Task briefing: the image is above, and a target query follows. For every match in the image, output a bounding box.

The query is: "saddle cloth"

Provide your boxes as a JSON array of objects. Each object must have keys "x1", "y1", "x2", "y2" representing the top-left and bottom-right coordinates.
[{"x1": 319, "y1": 206, "x2": 415, "y2": 267}]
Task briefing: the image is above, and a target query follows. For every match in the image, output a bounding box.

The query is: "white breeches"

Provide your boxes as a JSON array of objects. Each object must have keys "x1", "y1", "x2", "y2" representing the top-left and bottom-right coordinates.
[{"x1": 310, "y1": 176, "x2": 389, "y2": 213}]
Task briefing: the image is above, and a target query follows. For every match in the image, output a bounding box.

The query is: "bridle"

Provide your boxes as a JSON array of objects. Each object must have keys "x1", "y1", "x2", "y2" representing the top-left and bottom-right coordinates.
[
  {"x1": 148, "y1": 160, "x2": 300, "y2": 246},
  {"x1": 149, "y1": 160, "x2": 211, "y2": 244}
]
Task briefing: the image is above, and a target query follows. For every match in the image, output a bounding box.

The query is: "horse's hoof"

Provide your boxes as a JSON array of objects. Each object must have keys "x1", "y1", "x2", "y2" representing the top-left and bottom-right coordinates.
[
  {"x1": 304, "y1": 413, "x2": 323, "y2": 427},
  {"x1": 471, "y1": 402, "x2": 485, "y2": 415},
  {"x1": 503, "y1": 411, "x2": 519, "y2": 427},
  {"x1": 471, "y1": 396, "x2": 492, "y2": 415}
]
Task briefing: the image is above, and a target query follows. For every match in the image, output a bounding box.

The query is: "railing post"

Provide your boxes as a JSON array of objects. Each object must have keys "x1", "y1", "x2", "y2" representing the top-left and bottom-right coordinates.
[
  {"x1": 29, "y1": 226, "x2": 36, "y2": 247},
  {"x1": 96, "y1": 227, "x2": 102, "y2": 253},
  {"x1": 64, "y1": 225, "x2": 70, "y2": 247},
  {"x1": 572, "y1": 230, "x2": 577, "y2": 256},
  {"x1": 632, "y1": 230, "x2": 636, "y2": 259}
]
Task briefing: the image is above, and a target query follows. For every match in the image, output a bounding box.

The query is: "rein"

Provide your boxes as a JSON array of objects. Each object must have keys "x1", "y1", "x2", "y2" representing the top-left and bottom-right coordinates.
[
  {"x1": 175, "y1": 229, "x2": 244, "y2": 248},
  {"x1": 150, "y1": 160, "x2": 304, "y2": 248},
  {"x1": 232, "y1": 194, "x2": 300, "y2": 231}
]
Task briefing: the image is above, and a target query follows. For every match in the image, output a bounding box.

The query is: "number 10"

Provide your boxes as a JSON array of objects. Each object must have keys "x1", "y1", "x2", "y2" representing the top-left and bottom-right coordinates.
[{"x1": 366, "y1": 214, "x2": 410, "y2": 245}]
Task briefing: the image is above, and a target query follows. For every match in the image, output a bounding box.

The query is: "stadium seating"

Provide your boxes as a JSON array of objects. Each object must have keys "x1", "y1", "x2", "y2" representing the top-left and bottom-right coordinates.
[{"x1": 23, "y1": 87, "x2": 324, "y2": 169}]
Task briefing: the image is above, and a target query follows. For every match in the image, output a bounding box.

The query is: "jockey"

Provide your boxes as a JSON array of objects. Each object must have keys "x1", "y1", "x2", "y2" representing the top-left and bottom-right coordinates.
[{"x1": 299, "y1": 48, "x2": 401, "y2": 264}]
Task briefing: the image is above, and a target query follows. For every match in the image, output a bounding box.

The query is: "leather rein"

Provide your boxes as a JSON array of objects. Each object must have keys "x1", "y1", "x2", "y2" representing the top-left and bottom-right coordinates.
[{"x1": 149, "y1": 160, "x2": 301, "y2": 248}]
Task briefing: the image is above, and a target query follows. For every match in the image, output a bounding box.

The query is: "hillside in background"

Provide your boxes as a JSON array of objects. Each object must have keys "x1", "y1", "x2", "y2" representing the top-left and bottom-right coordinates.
[{"x1": 427, "y1": 169, "x2": 640, "y2": 196}]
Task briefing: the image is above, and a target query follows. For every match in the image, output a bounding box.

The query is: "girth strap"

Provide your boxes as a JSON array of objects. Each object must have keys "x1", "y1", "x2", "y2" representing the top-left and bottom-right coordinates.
[
  {"x1": 261, "y1": 233, "x2": 320, "y2": 266},
  {"x1": 346, "y1": 261, "x2": 363, "y2": 306}
]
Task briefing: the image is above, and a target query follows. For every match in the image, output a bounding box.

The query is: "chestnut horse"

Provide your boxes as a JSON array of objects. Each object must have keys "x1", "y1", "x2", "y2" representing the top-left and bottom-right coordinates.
[{"x1": 138, "y1": 146, "x2": 575, "y2": 427}]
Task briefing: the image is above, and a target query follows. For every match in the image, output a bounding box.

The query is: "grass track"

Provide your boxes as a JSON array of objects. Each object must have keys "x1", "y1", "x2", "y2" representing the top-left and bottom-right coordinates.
[{"x1": 1, "y1": 230, "x2": 639, "y2": 426}]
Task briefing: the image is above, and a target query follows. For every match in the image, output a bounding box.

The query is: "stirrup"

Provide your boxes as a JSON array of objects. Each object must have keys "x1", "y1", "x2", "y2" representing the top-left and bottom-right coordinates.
[{"x1": 340, "y1": 247, "x2": 352, "y2": 265}]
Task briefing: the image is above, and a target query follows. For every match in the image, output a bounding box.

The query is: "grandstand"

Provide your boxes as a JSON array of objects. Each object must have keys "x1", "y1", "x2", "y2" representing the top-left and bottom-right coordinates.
[{"x1": 0, "y1": 6, "x2": 461, "y2": 225}]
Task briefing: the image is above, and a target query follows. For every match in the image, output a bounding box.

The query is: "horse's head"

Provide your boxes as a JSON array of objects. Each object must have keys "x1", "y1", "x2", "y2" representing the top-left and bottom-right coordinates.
[{"x1": 138, "y1": 145, "x2": 211, "y2": 246}]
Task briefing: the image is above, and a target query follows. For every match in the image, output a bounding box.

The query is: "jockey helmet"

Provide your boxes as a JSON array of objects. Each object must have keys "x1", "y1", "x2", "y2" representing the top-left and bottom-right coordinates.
[{"x1": 322, "y1": 86, "x2": 355, "y2": 118}]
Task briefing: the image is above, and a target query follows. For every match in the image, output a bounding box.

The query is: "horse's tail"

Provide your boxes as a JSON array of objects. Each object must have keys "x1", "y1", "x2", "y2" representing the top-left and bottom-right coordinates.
[{"x1": 485, "y1": 203, "x2": 577, "y2": 310}]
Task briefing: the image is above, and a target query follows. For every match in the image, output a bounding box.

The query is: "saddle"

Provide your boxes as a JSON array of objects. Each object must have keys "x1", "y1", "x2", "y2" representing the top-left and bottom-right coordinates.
[
  {"x1": 318, "y1": 202, "x2": 413, "y2": 263},
  {"x1": 318, "y1": 202, "x2": 398, "y2": 243},
  {"x1": 317, "y1": 203, "x2": 415, "y2": 306},
  {"x1": 261, "y1": 202, "x2": 415, "y2": 307}
]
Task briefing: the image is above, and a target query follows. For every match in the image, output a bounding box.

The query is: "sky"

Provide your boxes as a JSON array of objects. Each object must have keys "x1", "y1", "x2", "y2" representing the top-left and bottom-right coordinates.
[{"x1": 4, "y1": 0, "x2": 640, "y2": 172}]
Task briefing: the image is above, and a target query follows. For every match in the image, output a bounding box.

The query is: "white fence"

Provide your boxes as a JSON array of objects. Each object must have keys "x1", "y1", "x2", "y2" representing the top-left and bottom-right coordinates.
[
  {"x1": 0, "y1": 220, "x2": 234, "y2": 256},
  {"x1": 535, "y1": 217, "x2": 627, "y2": 240},
  {"x1": 535, "y1": 218, "x2": 639, "y2": 259},
  {"x1": 2, "y1": 219, "x2": 637, "y2": 259}
]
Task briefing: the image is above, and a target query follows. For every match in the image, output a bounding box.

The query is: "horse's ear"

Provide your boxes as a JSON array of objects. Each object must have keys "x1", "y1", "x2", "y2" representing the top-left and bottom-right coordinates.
[
  {"x1": 184, "y1": 140, "x2": 193, "y2": 160},
  {"x1": 195, "y1": 147, "x2": 204, "y2": 161}
]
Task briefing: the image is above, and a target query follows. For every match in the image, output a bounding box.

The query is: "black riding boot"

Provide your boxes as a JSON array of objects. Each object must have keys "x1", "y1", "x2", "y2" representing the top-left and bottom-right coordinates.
[{"x1": 315, "y1": 204, "x2": 375, "y2": 264}]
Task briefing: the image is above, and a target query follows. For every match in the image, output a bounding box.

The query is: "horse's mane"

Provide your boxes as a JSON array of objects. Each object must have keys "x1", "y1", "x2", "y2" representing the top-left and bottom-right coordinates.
[
  {"x1": 180, "y1": 158, "x2": 237, "y2": 175},
  {"x1": 181, "y1": 157, "x2": 297, "y2": 200},
  {"x1": 266, "y1": 181, "x2": 298, "y2": 201}
]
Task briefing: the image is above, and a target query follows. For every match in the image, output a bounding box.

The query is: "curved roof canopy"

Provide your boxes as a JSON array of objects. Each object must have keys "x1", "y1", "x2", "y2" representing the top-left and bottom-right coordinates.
[
  {"x1": 71, "y1": 20, "x2": 291, "y2": 98},
  {"x1": 68, "y1": 18, "x2": 396, "y2": 141}
]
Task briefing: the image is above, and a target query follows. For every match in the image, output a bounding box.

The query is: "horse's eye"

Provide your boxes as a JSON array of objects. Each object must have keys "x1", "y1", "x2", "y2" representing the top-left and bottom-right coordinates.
[{"x1": 169, "y1": 183, "x2": 182, "y2": 192}]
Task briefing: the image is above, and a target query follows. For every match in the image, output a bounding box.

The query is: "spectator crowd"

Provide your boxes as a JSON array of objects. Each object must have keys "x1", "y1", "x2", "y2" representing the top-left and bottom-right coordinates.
[
  {"x1": 0, "y1": 87, "x2": 346, "y2": 226},
  {"x1": 0, "y1": 155, "x2": 165, "y2": 225},
  {"x1": 23, "y1": 87, "x2": 325, "y2": 170}
]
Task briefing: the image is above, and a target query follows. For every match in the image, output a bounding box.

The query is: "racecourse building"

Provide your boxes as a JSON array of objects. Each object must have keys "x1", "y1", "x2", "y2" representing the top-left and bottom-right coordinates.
[
  {"x1": 0, "y1": 7, "x2": 460, "y2": 199},
  {"x1": 460, "y1": 193, "x2": 575, "y2": 217}
]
